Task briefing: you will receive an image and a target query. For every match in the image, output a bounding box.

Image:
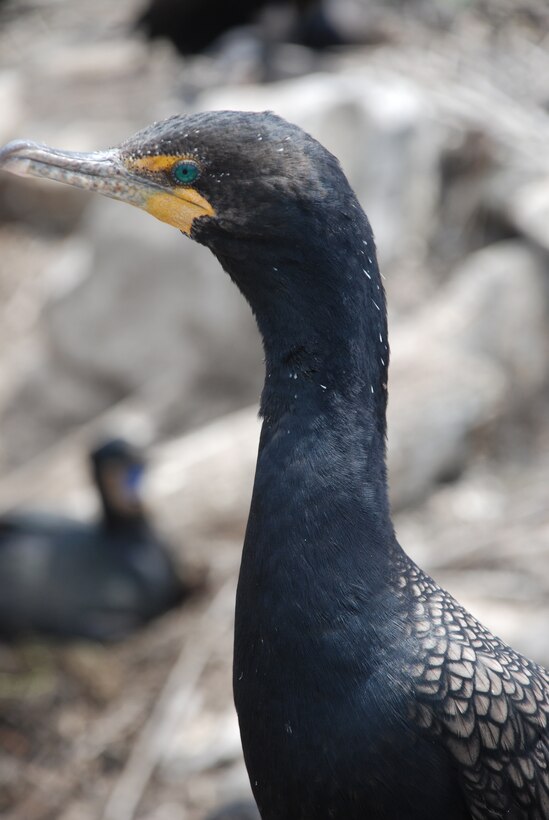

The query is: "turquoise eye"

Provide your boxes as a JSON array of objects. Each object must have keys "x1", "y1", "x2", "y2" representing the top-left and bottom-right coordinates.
[{"x1": 172, "y1": 160, "x2": 201, "y2": 185}]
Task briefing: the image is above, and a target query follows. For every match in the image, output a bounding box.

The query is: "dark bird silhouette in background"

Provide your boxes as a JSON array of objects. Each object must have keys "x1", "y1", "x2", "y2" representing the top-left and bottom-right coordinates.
[
  {"x1": 136, "y1": 0, "x2": 344, "y2": 56},
  {"x1": 0, "y1": 438, "x2": 188, "y2": 642},
  {"x1": 1, "y1": 112, "x2": 548, "y2": 818}
]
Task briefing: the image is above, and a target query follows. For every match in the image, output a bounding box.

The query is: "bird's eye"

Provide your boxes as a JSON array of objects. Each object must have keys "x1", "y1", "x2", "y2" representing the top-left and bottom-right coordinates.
[{"x1": 172, "y1": 160, "x2": 201, "y2": 185}]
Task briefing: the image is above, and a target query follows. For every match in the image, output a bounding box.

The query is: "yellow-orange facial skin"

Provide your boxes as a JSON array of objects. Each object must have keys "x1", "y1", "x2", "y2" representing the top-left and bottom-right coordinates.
[
  {"x1": 0, "y1": 142, "x2": 216, "y2": 236},
  {"x1": 126, "y1": 154, "x2": 215, "y2": 235},
  {"x1": 129, "y1": 155, "x2": 184, "y2": 173}
]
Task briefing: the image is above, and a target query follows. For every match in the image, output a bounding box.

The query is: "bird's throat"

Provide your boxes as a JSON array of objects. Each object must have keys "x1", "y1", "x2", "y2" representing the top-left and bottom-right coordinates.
[{"x1": 218, "y1": 207, "x2": 394, "y2": 575}]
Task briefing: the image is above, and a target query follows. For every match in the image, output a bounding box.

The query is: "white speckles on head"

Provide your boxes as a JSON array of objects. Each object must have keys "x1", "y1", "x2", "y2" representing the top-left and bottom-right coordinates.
[
  {"x1": 363, "y1": 268, "x2": 372, "y2": 280},
  {"x1": 370, "y1": 385, "x2": 374, "y2": 394},
  {"x1": 372, "y1": 299, "x2": 381, "y2": 311},
  {"x1": 320, "y1": 384, "x2": 327, "y2": 390},
  {"x1": 285, "y1": 722, "x2": 293, "y2": 735},
  {"x1": 273, "y1": 266, "x2": 278, "y2": 272}
]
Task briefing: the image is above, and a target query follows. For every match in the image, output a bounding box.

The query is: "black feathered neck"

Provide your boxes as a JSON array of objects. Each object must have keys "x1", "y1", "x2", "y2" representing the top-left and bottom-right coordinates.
[
  {"x1": 186, "y1": 112, "x2": 395, "y2": 566},
  {"x1": 98, "y1": 503, "x2": 150, "y2": 536},
  {"x1": 211, "y1": 194, "x2": 389, "y2": 440}
]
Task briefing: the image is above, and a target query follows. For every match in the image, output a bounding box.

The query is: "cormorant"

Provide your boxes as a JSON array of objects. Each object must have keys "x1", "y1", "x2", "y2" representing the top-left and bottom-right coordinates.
[
  {"x1": 0, "y1": 438, "x2": 188, "y2": 641},
  {"x1": 1, "y1": 113, "x2": 548, "y2": 818}
]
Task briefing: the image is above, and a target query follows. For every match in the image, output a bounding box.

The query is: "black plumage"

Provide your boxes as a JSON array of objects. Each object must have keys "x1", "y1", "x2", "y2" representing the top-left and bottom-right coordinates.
[
  {"x1": 0, "y1": 112, "x2": 548, "y2": 818},
  {"x1": 0, "y1": 439, "x2": 187, "y2": 641}
]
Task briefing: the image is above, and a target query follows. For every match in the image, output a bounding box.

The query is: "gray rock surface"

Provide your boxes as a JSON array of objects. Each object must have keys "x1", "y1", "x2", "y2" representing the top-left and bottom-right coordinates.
[
  {"x1": 422, "y1": 241, "x2": 549, "y2": 395},
  {"x1": 388, "y1": 347, "x2": 505, "y2": 510},
  {"x1": 0, "y1": 71, "x2": 23, "y2": 146},
  {"x1": 387, "y1": 240, "x2": 549, "y2": 509},
  {"x1": 0, "y1": 200, "x2": 262, "y2": 465},
  {"x1": 507, "y1": 179, "x2": 549, "y2": 254}
]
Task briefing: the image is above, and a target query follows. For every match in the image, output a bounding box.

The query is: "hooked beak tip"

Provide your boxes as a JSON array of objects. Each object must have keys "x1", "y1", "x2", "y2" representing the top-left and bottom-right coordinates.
[
  {"x1": 0, "y1": 140, "x2": 42, "y2": 175},
  {"x1": 0, "y1": 140, "x2": 127, "y2": 194}
]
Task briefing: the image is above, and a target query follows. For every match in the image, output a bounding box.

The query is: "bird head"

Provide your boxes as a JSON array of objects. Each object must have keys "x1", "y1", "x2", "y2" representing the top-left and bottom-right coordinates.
[
  {"x1": 0, "y1": 110, "x2": 350, "y2": 250},
  {"x1": 90, "y1": 438, "x2": 146, "y2": 521},
  {"x1": 0, "y1": 111, "x2": 384, "y2": 393}
]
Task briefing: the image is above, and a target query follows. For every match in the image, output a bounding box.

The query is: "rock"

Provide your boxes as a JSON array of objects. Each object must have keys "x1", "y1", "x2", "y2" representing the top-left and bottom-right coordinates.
[
  {"x1": 146, "y1": 803, "x2": 188, "y2": 820},
  {"x1": 0, "y1": 71, "x2": 47, "y2": 227},
  {"x1": 0, "y1": 172, "x2": 90, "y2": 232},
  {"x1": 506, "y1": 177, "x2": 549, "y2": 253},
  {"x1": 424, "y1": 241, "x2": 549, "y2": 396},
  {"x1": 37, "y1": 40, "x2": 149, "y2": 84},
  {"x1": 44, "y1": 200, "x2": 260, "y2": 396},
  {"x1": 388, "y1": 346, "x2": 505, "y2": 510},
  {"x1": 0, "y1": 71, "x2": 23, "y2": 146},
  {"x1": 0, "y1": 198, "x2": 263, "y2": 467},
  {"x1": 0, "y1": 124, "x2": 121, "y2": 232},
  {"x1": 0, "y1": 356, "x2": 123, "y2": 468},
  {"x1": 161, "y1": 710, "x2": 242, "y2": 776},
  {"x1": 204, "y1": 799, "x2": 260, "y2": 820},
  {"x1": 386, "y1": 240, "x2": 549, "y2": 509}
]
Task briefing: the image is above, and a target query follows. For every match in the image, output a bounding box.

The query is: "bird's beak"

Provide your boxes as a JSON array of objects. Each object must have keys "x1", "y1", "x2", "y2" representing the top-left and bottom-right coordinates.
[{"x1": 0, "y1": 140, "x2": 214, "y2": 234}]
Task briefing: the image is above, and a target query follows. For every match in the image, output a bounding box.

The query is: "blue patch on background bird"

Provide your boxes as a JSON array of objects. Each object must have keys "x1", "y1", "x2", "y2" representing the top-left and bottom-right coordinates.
[{"x1": 124, "y1": 464, "x2": 144, "y2": 493}]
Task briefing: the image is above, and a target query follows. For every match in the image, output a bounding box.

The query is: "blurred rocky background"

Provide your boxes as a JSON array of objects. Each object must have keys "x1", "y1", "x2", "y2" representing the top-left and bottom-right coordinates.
[{"x1": 0, "y1": 0, "x2": 548, "y2": 817}]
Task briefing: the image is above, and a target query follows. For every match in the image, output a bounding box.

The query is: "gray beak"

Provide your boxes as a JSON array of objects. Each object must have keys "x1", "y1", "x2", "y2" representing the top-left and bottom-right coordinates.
[
  {"x1": 0, "y1": 140, "x2": 150, "y2": 208},
  {"x1": 0, "y1": 138, "x2": 216, "y2": 234}
]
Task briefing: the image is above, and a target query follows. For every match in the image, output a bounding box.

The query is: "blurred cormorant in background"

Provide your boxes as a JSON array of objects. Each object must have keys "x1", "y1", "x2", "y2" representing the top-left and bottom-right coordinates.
[
  {"x1": 0, "y1": 439, "x2": 188, "y2": 642},
  {"x1": 137, "y1": 0, "x2": 344, "y2": 56}
]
